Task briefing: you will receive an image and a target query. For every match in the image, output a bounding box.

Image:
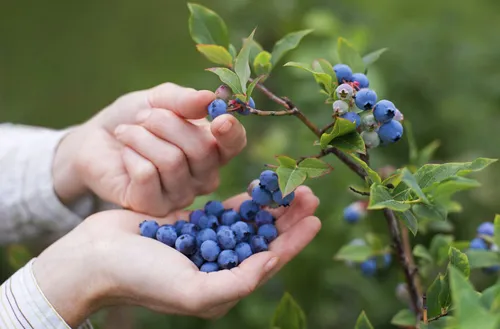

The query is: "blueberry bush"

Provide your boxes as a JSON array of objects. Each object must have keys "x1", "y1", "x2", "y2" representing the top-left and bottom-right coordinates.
[{"x1": 145, "y1": 3, "x2": 500, "y2": 329}]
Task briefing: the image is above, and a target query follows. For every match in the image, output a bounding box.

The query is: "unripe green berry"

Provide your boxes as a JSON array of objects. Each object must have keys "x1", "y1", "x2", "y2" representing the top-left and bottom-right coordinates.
[
  {"x1": 215, "y1": 85, "x2": 232, "y2": 101},
  {"x1": 336, "y1": 83, "x2": 354, "y2": 100},
  {"x1": 332, "y1": 100, "x2": 349, "y2": 115},
  {"x1": 361, "y1": 113, "x2": 377, "y2": 131},
  {"x1": 361, "y1": 131, "x2": 380, "y2": 149}
]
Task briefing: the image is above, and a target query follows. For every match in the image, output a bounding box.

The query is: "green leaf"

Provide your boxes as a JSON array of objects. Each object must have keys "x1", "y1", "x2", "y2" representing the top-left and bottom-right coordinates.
[
  {"x1": 412, "y1": 203, "x2": 448, "y2": 222},
  {"x1": 480, "y1": 285, "x2": 500, "y2": 311},
  {"x1": 247, "y1": 39, "x2": 264, "y2": 68},
  {"x1": 271, "y1": 29, "x2": 313, "y2": 67},
  {"x1": 7, "y1": 244, "x2": 32, "y2": 270},
  {"x1": 354, "y1": 311, "x2": 374, "y2": 329},
  {"x1": 284, "y1": 62, "x2": 334, "y2": 94},
  {"x1": 465, "y1": 250, "x2": 500, "y2": 269},
  {"x1": 246, "y1": 75, "x2": 265, "y2": 100},
  {"x1": 404, "y1": 120, "x2": 419, "y2": 166},
  {"x1": 365, "y1": 233, "x2": 384, "y2": 252},
  {"x1": 229, "y1": 44, "x2": 237, "y2": 59},
  {"x1": 390, "y1": 309, "x2": 416, "y2": 327},
  {"x1": 187, "y1": 3, "x2": 229, "y2": 48},
  {"x1": 276, "y1": 156, "x2": 307, "y2": 197},
  {"x1": 343, "y1": 152, "x2": 381, "y2": 184},
  {"x1": 337, "y1": 37, "x2": 365, "y2": 73},
  {"x1": 276, "y1": 155, "x2": 297, "y2": 168},
  {"x1": 495, "y1": 214, "x2": 500, "y2": 248},
  {"x1": 206, "y1": 68, "x2": 242, "y2": 94},
  {"x1": 439, "y1": 271, "x2": 451, "y2": 311},
  {"x1": 330, "y1": 132, "x2": 366, "y2": 154},
  {"x1": 196, "y1": 44, "x2": 233, "y2": 67},
  {"x1": 396, "y1": 210, "x2": 419, "y2": 235},
  {"x1": 334, "y1": 244, "x2": 373, "y2": 262},
  {"x1": 253, "y1": 51, "x2": 272, "y2": 76},
  {"x1": 297, "y1": 158, "x2": 332, "y2": 178},
  {"x1": 426, "y1": 176, "x2": 481, "y2": 201},
  {"x1": 401, "y1": 168, "x2": 430, "y2": 204},
  {"x1": 429, "y1": 234, "x2": 454, "y2": 265},
  {"x1": 417, "y1": 140, "x2": 441, "y2": 166},
  {"x1": 319, "y1": 118, "x2": 357, "y2": 149},
  {"x1": 449, "y1": 247, "x2": 470, "y2": 279},
  {"x1": 271, "y1": 292, "x2": 307, "y2": 329},
  {"x1": 234, "y1": 29, "x2": 256, "y2": 93},
  {"x1": 413, "y1": 244, "x2": 433, "y2": 263},
  {"x1": 362, "y1": 48, "x2": 388, "y2": 67},
  {"x1": 312, "y1": 58, "x2": 337, "y2": 81},
  {"x1": 368, "y1": 184, "x2": 411, "y2": 212},
  {"x1": 426, "y1": 274, "x2": 444, "y2": 318}
]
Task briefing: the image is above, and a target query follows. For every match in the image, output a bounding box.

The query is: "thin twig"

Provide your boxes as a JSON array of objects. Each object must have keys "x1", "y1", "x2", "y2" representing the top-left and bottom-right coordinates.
[
  {"x1": 349, "y1": 186, "x2": 370, "y2": 196},
  {"x1": 319, "y1": 121, "x2": 336, "y2": 135},
  {"x1": 359, "y1": 152, "x2": 370, "y2": 167},
  {"x1": 427, "y1": 312, "x2": 449, "y2": 323}
]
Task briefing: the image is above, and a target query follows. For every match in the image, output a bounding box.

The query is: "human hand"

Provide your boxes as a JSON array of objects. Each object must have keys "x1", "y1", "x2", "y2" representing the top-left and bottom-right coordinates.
[
  {"x1": 33, "y1": 186, "x2": 320, "y2": 327},
  {"x1": 53, "y1": 82, "x2": 247, "y2": 216}
]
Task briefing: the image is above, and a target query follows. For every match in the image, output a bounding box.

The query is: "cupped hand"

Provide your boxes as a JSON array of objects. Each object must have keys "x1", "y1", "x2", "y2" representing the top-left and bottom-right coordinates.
[
  {"x1": 53, "y1": 82, "x2": 247, "y2": 216},
  {"x1": 33, "y1": 186, "x2": 321, "y2": 327}
]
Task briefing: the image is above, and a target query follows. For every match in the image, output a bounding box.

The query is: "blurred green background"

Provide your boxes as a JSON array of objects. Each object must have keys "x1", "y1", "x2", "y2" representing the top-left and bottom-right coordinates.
[{"x1": 1, "y1": 0, "x2": 500, "y2": 328}]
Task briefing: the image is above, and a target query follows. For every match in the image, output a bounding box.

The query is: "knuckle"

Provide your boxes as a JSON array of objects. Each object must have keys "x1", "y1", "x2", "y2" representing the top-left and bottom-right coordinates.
[
  {"x1": 134, "y1": 162, "x2": 157, "y2": 184},
  {"x1": 198, "y1": 174, "x2": 220, "y2": 194}
]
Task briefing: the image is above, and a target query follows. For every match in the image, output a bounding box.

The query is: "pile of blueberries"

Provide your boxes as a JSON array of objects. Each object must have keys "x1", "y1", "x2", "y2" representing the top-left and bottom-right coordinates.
[
  {"x1": 207, "y1": 85, "x2": 255, "y2": 119},
  {"x1": 138, "y1": 170, "x2": 294, "y2": 273},
  {"x1": 469, "y1": 221, "x2": 500, "y2": 273},
  {"x1": 346, "y1": 239, "x2": 392, "y2": 277},
  {"x1": 332, "y1": 64, "x2": 404, "y2": 148}
]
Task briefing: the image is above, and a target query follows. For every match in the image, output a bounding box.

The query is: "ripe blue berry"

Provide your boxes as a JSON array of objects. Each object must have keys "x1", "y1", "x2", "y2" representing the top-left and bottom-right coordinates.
[
  {"x1": 272, "y1": 190, "x2": 295, "y2": 207},
  {"x1": 221, "y1": 209, "x2": 241, "y2": 226},
  {"x1": 343, "y1": 202, "x2": 366, "y2": 223},
  {"x1": 258, "y1": 224, "x2": 278, "y2": 243},
  {"x1": 252, "y1": 186, "x2": 273, "y2": 206},
  {"x1": 247, "y1": 223, "x2": 256, "y2": 235},
  {"x1": 215, "y1": 85, "x2": 232, "y2": 101},
  {"x1": 218, "y1": 250, "x2": 239, "y2": 270},
  {"x1": 217, "y1": 225, "x2": 230, "y2": 232},
  {"x1": 251, "y1": 235, "x2": 269, "y2": 253},
  {"x1": 175, "y1": 234, "x2": 197, "y2": 255},
  {"x1": 333, "y1": 64, "x2": 353, "y2": 83},
  {"x1": 378, "y1": 120, "x2": 404, "y2": 144},
  {"x1": 231, "y1": 221, "x2": 252, "y2": 243},
  {"x1": 199, "y1": 215, "x2": 219, "y2": 230},
  {"x1": 477, "y1": 222, "x2": 494, "y2": 236},
  {"x1": 208, "y1": 99, "x2": 227, "y2": 119},
  {"x1": 255, "y1": 210, "x2": 274, "y2": 227},
  {"x1": 360, "y1": 258, "x2": 377, "y2": 276},
  {"x1": 190, "y1": 251, "x2": 205, "y2": 268},
  {"x1": 235, "y1": 242, "x2": 253, "y2": 263},
  {"x1": 470, "y1": 238, "x2": 488, "y2": 250},
  {"x1": 181, "y1": 223, "x2": 199, "y2": 237},
  {"x1": 373, "y1": 100, "x2": 396, "y2": 123},
  {"x1": 197, "y1": 228, "x2": 217, "y2": 246},
  {"x1": 236, "y1": 97, "x2": 255, "y2": 115},
  {"x1": 352, "y1": 73, "x2": 369, "y2": 89},
  {"x1": 239, "y1": 200, "x2": 260, "y2": 221},
  {"x1": 336, "y1": 83, "x2": 354, "y2": 100},
  {"x1": 200, "y1": 240, "x2": 221, "y2": 262},
  {"x1": 174, "y1": 220, "x2": 187, "y2": 235},
  {"x1": 200, "y1": 262, "x2": 219, "y2": 273},
  {"x1": 204, "y1": 201, "x2": 225, "y2": 217},
  {"x1": 332, "y1": 100, "x2": 349, "y2": 116},
  {"x1": 156, "y1": 225, "x2": 177, "y2": 247},
  {"x1": 341, "y1": 112, "x2": 361, "y2": 128},
  {"x1": 259, "y1": 170, "x2": 279, "y2": 192},
  {"x1": 189, "y1": 209, "x2": 206, "y2": 226},
  {"x1": 361, "y1": 131, "x2": 380, "y2": 149},
  {"x1": 355, "y1": 88, "x2": 377, "y2": 110},
  {"x1": 139, "y1": 220, "x2": 160, "y2": 238},
  {"x1": 384, "y1": 254, "x2": 392, "y2": 268},
  {"x1": 217, "y1": 226, "x2": 237, "y2": 250},
  {"x1": 483, "y1": 265, "x2": 500, "y2": 274},
  {"x1": 248, "y1": 97, "x2": 255, "y2": 109}
]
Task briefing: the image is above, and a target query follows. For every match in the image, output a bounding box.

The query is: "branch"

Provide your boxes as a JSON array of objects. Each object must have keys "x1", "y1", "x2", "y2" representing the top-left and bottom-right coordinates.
[
  {"x1": 427, "y1": 311, "x2": 449, "y2": 323},
  {"x1": 319, "y1": 121, "x2": 335, "y2": 135},
  {"x1": 349, "y1": 186, "x2": 370, "y2": 196}
]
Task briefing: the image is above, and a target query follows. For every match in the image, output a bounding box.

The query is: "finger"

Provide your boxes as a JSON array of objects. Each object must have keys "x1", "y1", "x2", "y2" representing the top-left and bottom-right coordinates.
[
  {"x1": 273, "y1": 186, "x2": 320, "y2": 232},
  {"x1": 135, "y1": 108, "x2": 220, "y2": 193},
  {"x1": 115, "y1": 124, "x2": 195, "y2": 209},
  {"x1": 120, "y1": 147, "x2": 165, "y2": 215},
  {"x1": 148, "y1": 82, "x2": 215, "y2": 119},
  {"x1": 211, "y1": 114, "x2": 247, "y2": 164}
]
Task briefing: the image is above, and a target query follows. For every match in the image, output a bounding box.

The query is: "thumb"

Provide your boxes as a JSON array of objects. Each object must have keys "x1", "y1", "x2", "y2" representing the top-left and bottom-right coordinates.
[{"x1": 211, "y1": 114, "x2": 247, "y2": 164}]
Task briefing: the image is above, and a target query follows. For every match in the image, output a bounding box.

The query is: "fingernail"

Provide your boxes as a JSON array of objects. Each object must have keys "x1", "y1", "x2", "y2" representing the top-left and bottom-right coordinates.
[
  {"x1": 264, "y1": 257, "x2": 279, "y2": 273},
  {"x1": 136, "y1": 109, "x2": 152, "y2": 123},
  {"x1": 114, "y1": 124, "x2": 126, "y2": 135},
  {"x1": 217, "y1": 119, "x2": 233, "y2": 135}
]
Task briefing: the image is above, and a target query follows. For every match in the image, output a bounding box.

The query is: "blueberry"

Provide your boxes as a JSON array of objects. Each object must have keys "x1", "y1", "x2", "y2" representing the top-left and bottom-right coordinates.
[
  {"x1": 340, "y1": 112, "x2": 361, "y2": 128},
  {"x1": 181, "y1": 223, "x2": 200, "y2": 237},
  {"x1": 248, "y1": 97, "x2": 255, "y2": 109},
  {"x1": 239, "y1": 200, "x2": 260, "y2": 221},
  {"x1": 373, "y1": 100, "x2": 396, "y2": 123},
  {"x1": 189, "y1": 209, "x2": 206, "y2": 227},
  {"x1": 272, "y1": 190, "x2": 295, "y2": 207},
  {"x1": 197, "y1": 228, "x2": 217, "y2": 246},
  {"x1": 332, "y1": 100, "x2": 349, "y2": 116},
  {"x1": 200, "y1": 240, "x2": 221, "y2": 262},
  {"x1": 470, "y1": 238, "x2": 488, "y2": 250},
  {"x1": 200, "y1": 262, "x2": 219, "y2": 272},
  {"x1": 384, "y1": 254, "x2": 392, "y2": 268},
  {"x1": 252, "y1": 186, "x2": 273, "y2": 206},
  {"x1": 360, "y1": 258, "x2": 377, "y2": 276},
  {"x1": 259, "y1": 170, "x2": 279, "y2": 192},
  {"x1": 343, "y1": 202, "x2": 366, "y2": 223},
  {"x1": 395, "y1": 283, "x2": 410, "y2": 303},
  {"x1": 361, "y1": 131, "x2": 380, "y2": 149},
  {"x1": 199, "y1": 215, "x2": 219, "y2": 230},
  {"x1": 215, "y1": 85, "x2": 232, "y2": 101},
  {"x1": 156, "y1": 225, "x2": 177, "y2": 247},
  {"x1": 361, "y1": 113, "x2": 377, "y2": 131},
  {"x1": 190, "y1": 251, "x2": 205, "y2": 268},
  {"x1": 394, "y1": 109, "x2": 404, "y2": 122},
  {"x1": 217, "y1": 227, "x2": 237, "y2": 250},
  {"x1": 204, "y1": 201, "x2": 225, "y2": 217},
  {"x1": 208, "y1": 99, "x2": 227, "y2": 119},
  {"x1": 251, "y1": 235, "x2": 269, "y2": 253},
  {"x1": 236, "y1": 97, "x2": 255, "y2": 116},
  {"x1": 255, "y1": 210, "x2": 274, "y2": 227},
  {"x1": 484, "y1": 265, "x2": 500, "y2": 274},
  {"x1": 352, "y1": 73, "x2": 369, "y2": 89},
  {"x1": 231, "y1": 221, "x2": 251, "y2": 243},
  {"x1": 247, "y1": 223, "x2": 256, "y2": 235},
  {"x1": 477, "y1": 222, "x2": 495, "y2": 236},
  {"x1": 217, "y1": 225, "x2": 230, "y2": 233},
  {"x1": 355, "y1": 88, "x2": 377, "y2": 110},
  {"x1": 336, "y1": 83, "x2": 354, "y2": 100},
  {"x1": 139, "y1": 220, "x2": 160, "y2": 238},
  {"x1": 235, "y1": 242, "x2": 253, "y2": 263},
  {"x1": 378, "y1": 120, "x2": 403, "y2": 144},
  {"x1": 257, "y1": 224, "x2": 278, "y2": 243},
  {"x1": 218, "y1": 250, "x2": 239, "y2": 270},
  {"x1": 221, "y1": 210, "x2": 241, "y2": 226},
  {"x1": 175, "y1": 234, "x2": 197, "y2": 256},
  {"x1": 174, "y1": 220, "x2": 187, "y2": 235},
  {"x1": 333, "y1": 64, "x2": 353, "y2": 84}
]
